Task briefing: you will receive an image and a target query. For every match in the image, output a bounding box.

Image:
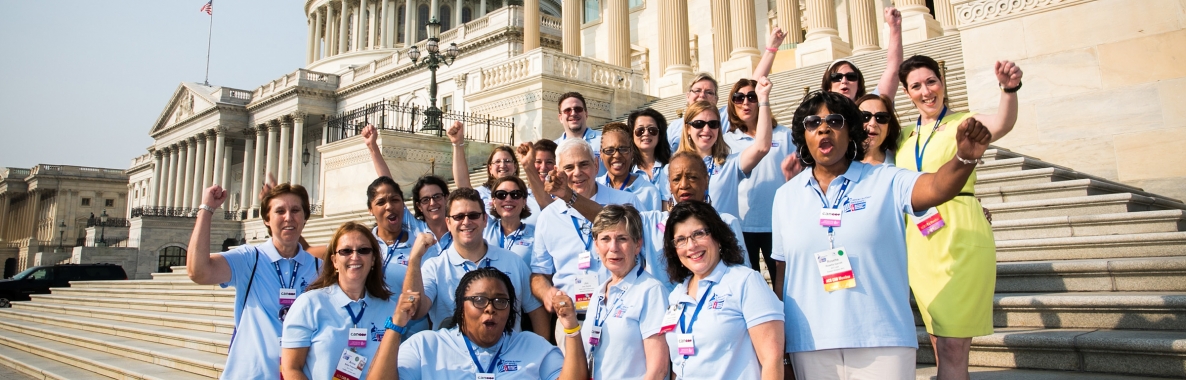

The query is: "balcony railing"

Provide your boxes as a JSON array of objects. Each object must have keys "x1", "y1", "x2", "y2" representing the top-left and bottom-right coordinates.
[
  {"x1": 326, "y1": 99, "x2": 515, "y2": 145},
  {"x1": 130, "y1": 206, "x2": 199, "y2": 218},
  {"x1": 86, "y1": 217, "x2": 131, "y2": 228}
]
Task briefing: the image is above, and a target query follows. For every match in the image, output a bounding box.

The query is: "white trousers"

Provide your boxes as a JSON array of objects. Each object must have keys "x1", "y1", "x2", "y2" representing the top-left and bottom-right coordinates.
[{"x1": 791, "y1": 346, "x2": 916, "y2": 380}]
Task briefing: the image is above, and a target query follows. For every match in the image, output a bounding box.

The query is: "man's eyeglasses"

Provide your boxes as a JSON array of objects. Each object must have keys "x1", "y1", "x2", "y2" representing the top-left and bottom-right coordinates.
[
  {"x1": 448, "y1": 212, "x2": 485, "y2": 221},
  {"x1": 561, "y1": 106, "x2": 585, "y2": 115}
]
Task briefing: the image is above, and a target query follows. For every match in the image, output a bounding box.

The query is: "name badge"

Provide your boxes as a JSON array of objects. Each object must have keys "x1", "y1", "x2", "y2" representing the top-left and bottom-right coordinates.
[
  {"x1": 911, "y1": 207, "x2": 946, "y2": 237},
  {"x1": 279, "y1": 288, "x2": 297, "y2": 306},
  {"x1": 588, "y1": 325, "x2": 603, "y2": 346},
  {"x1": 819, "y1": 209, "x2": 842, "y2": 227},
  {"x1": 578, "y1": 251, "x2": 592, "y2": 270},
  {"x1": 476, "y1": 374, "x2": 495, "y2": 380},
  {"x1": 659, "y1": 304, "x2": 683, "y2": 333},
  {"x1": 573, "y1": 274, "x2": 598, "y2": 311},
  {"x1": 348, "y1": 328, "x2": 368, "y2": 348},
  {"x1": 677, "y1": 334, "x2": 696, "y2": 356},
  {"x1": 814, "y1": 247, "x2": 856, "y2": 292},
  {"x1": 332, "y1": 349, "x2": 367, "y2": 380}
]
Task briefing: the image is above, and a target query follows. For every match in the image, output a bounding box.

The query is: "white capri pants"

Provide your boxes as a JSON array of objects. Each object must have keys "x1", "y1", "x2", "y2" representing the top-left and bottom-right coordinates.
[{"x1": 791, "y1": 346, "x2": 916, "y2": 380}]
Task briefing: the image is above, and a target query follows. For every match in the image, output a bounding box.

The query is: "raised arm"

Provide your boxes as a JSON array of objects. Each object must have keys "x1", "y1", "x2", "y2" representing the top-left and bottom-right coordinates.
[
  {"x1": 448, "y1": 121, "x2": 474, "y2": 189},
  {"x1": 517, "y1": 143, "x2": 555, "y2": 208},
  {"x1": 402, "y1": 233, "x2": 437, "y2": 320},
  {"x1": 972, "y1": 61, "x2": 1023, "y2": 142},
  {"x1": 739, "y1": 76, "x2": 775, "y2": 174},
  {"x1": 186, "y1": 186, "x2": 232, "y2": 285},
  {"x1": 366, "y1": 290, "x2": 418, "y2": 380},
  {"x1": 751, "y1": 27, "x2": 787, "y2": 80},
  {"x1": 911, "y1": 118, "x2": 992, "y2": 210},
  {"x1": 876, "y1": 8, "x2": 903, "y2": 100},
  {"x1": 543, "y1": 168, "x2": 603, "y2": 220},
  {"x1": 552, "y1": 291, "x2": 590, "y2": 380},
  {"x1": 363, "y1": 124, "x2": 392, "y2": 179}
]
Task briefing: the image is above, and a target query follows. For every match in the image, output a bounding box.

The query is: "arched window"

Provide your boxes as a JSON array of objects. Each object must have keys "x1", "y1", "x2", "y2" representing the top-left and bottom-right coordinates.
[
  {"x1": 398, "y1": 7, "x2": 406, "y2": 42},
  {"x1": 158, "y1": 246, "x2": 187, "y2": 273},
  {"x1": 462, "y1": 6, "x2": 472, "y2": 24},
  {"x1": 441, "y1": 5, "x2": 452, "y2": 30},
  {"x1": 418, "y1": 4, "x2": 429, "y2": 41}
]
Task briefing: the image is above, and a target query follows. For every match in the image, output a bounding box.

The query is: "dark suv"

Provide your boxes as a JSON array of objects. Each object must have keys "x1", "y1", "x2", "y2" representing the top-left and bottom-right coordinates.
[{"x1": 0, "y1": 263, "x2": 127, "y2": 307}]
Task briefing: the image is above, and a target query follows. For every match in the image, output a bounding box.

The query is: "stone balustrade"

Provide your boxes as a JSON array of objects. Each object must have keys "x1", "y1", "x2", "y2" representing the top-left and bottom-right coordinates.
[
  {"x1": 251, "y1": 69, "x2": 339, "y2": 102},
  {"x1": 476, "y1": 49, "x2": 645, "y2": 93}
]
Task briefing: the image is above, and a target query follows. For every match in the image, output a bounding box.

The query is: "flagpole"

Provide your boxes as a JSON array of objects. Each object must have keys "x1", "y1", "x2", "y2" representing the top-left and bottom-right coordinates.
[{"x1": 203, "y1": 1, "x2": 213, "y2": 86}]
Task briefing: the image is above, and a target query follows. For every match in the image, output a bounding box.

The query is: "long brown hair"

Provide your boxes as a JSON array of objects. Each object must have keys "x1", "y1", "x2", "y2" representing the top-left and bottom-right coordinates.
[
  {"x1": 482, "y1": 146, "x2": 519, "y2": 189},
  {"x1": 306, "y1": 222, "x2": 393, "y2": 300},
  {"x1": 726, "y1": 79, "x2": 778, "y2": 133},
  {"x1": 678, "y1": 101, "x2": 730, "y2": 166}
]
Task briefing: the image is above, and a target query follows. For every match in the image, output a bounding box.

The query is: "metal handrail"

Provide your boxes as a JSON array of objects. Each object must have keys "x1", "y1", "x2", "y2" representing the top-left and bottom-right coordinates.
[{"x1": 326, "y1": 99, "x2": 515, "y2": 145}]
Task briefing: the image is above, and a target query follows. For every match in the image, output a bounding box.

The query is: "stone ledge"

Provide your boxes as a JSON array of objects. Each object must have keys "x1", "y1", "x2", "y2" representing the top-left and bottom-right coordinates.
[
  {"x1": 1, "y1": 308, "x2": 230, "y2": 354},
  {"x1": 11, "y1": 302, "x2": 234, "y2": 335},
  {"x1": 991, "y1": 210, "x2": 1186, "y2": 240},
  {"x1": 986, "y1": 193, "x2": 1186, "y2": 221},
  {"x1": 995, "y1": 231, "x2": 1186, "y2": 262},
  {"x1": 0, "y1": 342, "x2": 115, "y2": 380},
  {"x1": 30, "y1": 294, "x2": 232, "y2": 317},
  {"x1": 977, "y1": 178, "x2": 1156, "y2": 205},
  {"x1": 0, "y1": 327, "x2": 212, "y2": 380}
]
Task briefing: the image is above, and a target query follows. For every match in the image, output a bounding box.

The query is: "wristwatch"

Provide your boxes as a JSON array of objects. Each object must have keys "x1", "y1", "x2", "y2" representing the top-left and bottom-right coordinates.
[
  {"x1": 385, "y1": 317, "x2": 408, "y2": 335},
  {"x1": 198, "y1": 204, "x2": 216, "y2": 215},
  {"x1": 1000, "y1": 81, "x2": 1022, "y2": 93},
  {"x1": 565, "y1": 191, "x2": 578, "y2": 208}
]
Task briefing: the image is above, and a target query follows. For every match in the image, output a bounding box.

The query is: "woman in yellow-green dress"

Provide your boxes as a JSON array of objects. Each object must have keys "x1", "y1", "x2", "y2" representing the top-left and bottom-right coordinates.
[{"x1": 895, "y1": 54, "x2": 1023, "y2": 379}]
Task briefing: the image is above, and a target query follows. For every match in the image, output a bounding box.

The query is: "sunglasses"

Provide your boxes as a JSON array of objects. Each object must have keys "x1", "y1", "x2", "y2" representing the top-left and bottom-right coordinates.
[
  {"x1": 463, "y1": 295, "x2": 511, "y2": 310},
  {"x1": 803, "y1": 114, "x2": 847, "y2": 131},
  {"x1": 335, "y1": 247, "x2": 375, "y2": 256},
  {"x1": 861, "y1": 111, "x2": 892, "y2": 124},
  {"x1": 634, "y1": 126, "x2": 659, "y2": 137},
  {"x1": 688, "y1": 120, "x2": 721, "y2": 130},
  {"x1": 829, "y1": 72, "x2": 861, "y2": 83},
  {"x1": 561, "y1": 106, "x2": 585, "y2": 115},
  {"x1": 448, "y1": 212, "x2": 485, "y2": 221},
  {"x1": 731, "y1": 91, "x2": 758, "y2": 104},
  {"x1": 492, "y1": 190, "x2": 526, "y2": 200}
]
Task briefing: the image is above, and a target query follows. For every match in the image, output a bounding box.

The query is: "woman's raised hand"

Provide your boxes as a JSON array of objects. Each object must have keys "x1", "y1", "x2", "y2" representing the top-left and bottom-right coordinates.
[
  {"x1": 393, "y1": 291, "x2": 420, "y2": 327},
  {"x1": 544, "y1": 168, "x2": 573, "y2": 200},
  {"x1": 516, "y1": 142, "x2": 537, "y2": 174},
  {"x1": 884, "y1": 7, "x2": 902, "y2": 30},
  {"x1": 767, "y1": 27, "x2": 787, "y2": 50},
  {"x1": 447, "y1": 121, "x2": 465, "y2": 145},
  {"x1": 995, "y1": 60, "x2": 1023, "y2": 89},
  {"x1": 202, "y1": 186, "x2": 228, "y2": 209},
  {"x1": 756, "y1": 75, "x2": 773, "y2": 101},
  {"x1": 551, "y1": 290, "x2": 579, "y2": 330},
  {"x1": 362, "y1": 124, "x2": 378, "y2": 149}
]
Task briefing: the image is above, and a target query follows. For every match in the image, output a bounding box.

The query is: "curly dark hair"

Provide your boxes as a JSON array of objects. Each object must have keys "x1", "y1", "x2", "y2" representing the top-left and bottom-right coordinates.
[
  {"x1": 791, "y1": 91, "x2": 868, "y2": 167},
  {"x1": 411, "y1": 175, "x2": 450, "y2": 221},
  {"x1": 451, "y1": 267, "x2": 518, "y2": 334},
  {"x1": 628, "y1": 108, "x2": 672, "y2": 166},
  {"x1": 662, "y1": 201, "x2": 745, "y2": 283}
]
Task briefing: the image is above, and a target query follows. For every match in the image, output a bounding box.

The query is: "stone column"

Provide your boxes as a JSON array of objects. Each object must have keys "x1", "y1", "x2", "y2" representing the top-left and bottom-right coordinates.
[
  {"x1": 266, "y1": 121, "x2": 281, "y2": 181},
  {"x1": 202, "y1": 131, "x2": 217, "y2": 192},
  {"x1": 718, "y1": 0, "x2": 761, "y2": 83},
  {"x1": 278, "y1": 118, "x2": 293, "y2": 184},
  {"x1": 380, "y1": 0, "x2": 389, "y2": 47},
  {"x1": 339, "y1": 0, "x2": 351, "y2": 53},
  {"x1": 776, "y1": 0, "x2": 803, "y2": 44},
  {"x1": 606, "y1": 0, "x2": 630, "y2": 67},
  {"x1": 523, "y1": 0, "x2": 540, "y2": 51},
  {"x1": 193, "y1": 136, "x2": 208, "y2": 207},
  {"x1": 357, "y1": 0, "x2": 368, "y2": 50},
  {"x1": 307, "y1": 13, "x2": 317, "y2": 64},
  {"x1": 479, "y1": 0, "x2": 486, "y2": 16},
  {"x1": 709, "y1": 0, "x2": 733, "y2": 74},
  {"x1": 182, "y1": 137, "x2": 198, "y2": 208},
  {"x1": 656, "y1": 0, "x2": 693, "y2": 97},
  {"x1": 848, "y1": 0, "x2": 879, "y2": 54},
  {"x1": 561, "y1": 0, "x2": 581, "y2": 55},
  {"x1": 455, "y1": 0, "x2": 462, "y2": 28},
  {"x1": 327, "y1": 4, "x2": 338, "y2": 55},
  {"x1": 221, "y1": 146, "x2": 233, "y2": 196},
  {"x1": 897, "y1": 0, "x2": 942, "y2": 43},
  {"x1": 150, "y1": 151, "x2": 163, "y2": 206},
  {"x1": 252, "y1": 125, "x2": 269, "y2": 210},
  {"x1": 290, "y1": 112, "x2": 306, "y2": 186},
  {"x1": 315, "y1": 8, "x2": 325, "y2": 60},
  {"x1": 167, "y1": 146, "x2": 180, "y2": 207},
  {"x1": 933, "y1": 0, "x2": 958, "y2": 34},
  {"x1": 240, "y1": 134, "x2": 256, "y2": 212},
  {"x1": 405, "y1": 0, "x2": 415, "y2": 44},
  {"x1": 368, "y1": 1, "x2": 378, "y2": 49},
  {"x1": 795, "y1": 0, "x2": 852, "y2": 67},
  {"x1": 212, "y1": 127, "x2": 227, "y2": 187}
]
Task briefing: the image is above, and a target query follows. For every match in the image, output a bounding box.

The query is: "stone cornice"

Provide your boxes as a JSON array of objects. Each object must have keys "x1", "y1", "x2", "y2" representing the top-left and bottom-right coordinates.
[
  {"x1": 150, "y1": 103, "x2": 247, "y2": 140},
  {"x1": 325, "y1": 146, "x2": 452, "y2": 171},
  {"x1": 954, "y1": 0, "x2": 1095, "y2": 29},
  {"x1": 245, "y1": 86, "x2": 336, "y2": 112}
]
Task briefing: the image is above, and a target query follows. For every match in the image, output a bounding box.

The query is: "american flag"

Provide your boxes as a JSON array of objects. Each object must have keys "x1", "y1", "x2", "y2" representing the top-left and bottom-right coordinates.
[{"x1": 200, "y1": 1, "x2": 213, "y2": 15}]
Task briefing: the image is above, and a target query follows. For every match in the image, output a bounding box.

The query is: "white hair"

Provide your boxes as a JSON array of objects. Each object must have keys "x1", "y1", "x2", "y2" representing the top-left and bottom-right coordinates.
[{"x1": 555, "y1": 137, "x2": 595, "y2": 165}]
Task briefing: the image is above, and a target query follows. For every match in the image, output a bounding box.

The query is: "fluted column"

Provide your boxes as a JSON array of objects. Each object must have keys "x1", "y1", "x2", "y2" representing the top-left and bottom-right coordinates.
[
  {"x1": 404, "y1": 0, "x2": 415, "y2": 44},
  {"x1": 167, "y1": 146, "x2": 180, "y2": 207},
  {"x1": 182, "y1": 138, "x2": 198, "y2": 208},
  {"x1": 524, "y1": 0, "x2": 540, "y2": 50},
  {"x1": 709, "y1": 0, "x2": 732, "y2": 72},
  {"x1": 776, "y1": 0, "x2": 803, "y2": 44},
  {"x1": 266, "y1": 121, "x2": 281, "y2": 181},
  {"x1": 849, "y1": 0, "x2": 879, "y2": 54},
  {"x1": 606, "y1": 0, "x2": 630, "y2": 67},
  {"x1": 934, "y1": 0, "x2": 958, "y2": 34},
  {"x1": 561, "y1": 0, "x2": 581, "y2": 55},
  {"x1": 315, "y1": 8, "x2": 325, "y2": 60},
  {"x1": 221, "y1": 146, "x2": 233, "y2": 197},
  {"x1": 655, "y1": 0, "x2": 694, "y2": 97},
  {"x1": 278, "y1": 118, "x2": 293, "y2": 184},
  {"x1": 212, "y1": 127, "x2": 227, "y2": 187},
  {"x1": 150, "y1": 151, "x2": 163, "y2": 206},
  {"x1": 380, "y1": 0, "x2": 390, "y2": 47},
  {"x1": 240, "y1": 134, "x2": 256, "y2": 212},
  {"x1": 339, "y1": 0, "x2": 350, "y2": 53},
  {"x1": 202, "y1": 130, "x2": 216, "y2": 191},
  {"x1": 327, "y1": 4, "x2": 339, "y2": 55},
  {"x1": 806, "y1": 0, "x2": 839, "y2": 39},
  {"x1": 307, "y1": 13, "x2": 317, "y2": 63},
  {"x1": 480, "y1": 0, "x2": 486, "y2": 16},
  {"x1": 368, "y1": 1, "x2": 378, "y2": 49},
  {"x1": 357, "y1": 0, "x2": 368, "y2": 50},
  {"x1": 795, "y1": 0, "x2": 851, "y2": 67},
  {"x1": 252, "y1": 125, "x2": 269, "y2": 210},
  {"x1": 897, "y1": 0, "x2": 942, "y2": 43},
  {"x1": 455, "y1": 0, "x2": 462, "y2": 28},
  {"x1": 290, "y1": 113, "x2": 306, "y2": 186},
  {"x1": 728, "y1": 0, "x2": 759, "y2": 59}
]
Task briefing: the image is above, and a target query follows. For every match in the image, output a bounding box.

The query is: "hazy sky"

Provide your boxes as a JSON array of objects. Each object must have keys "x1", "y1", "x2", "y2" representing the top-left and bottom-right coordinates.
[{"x1": 0, "y1": 1, "x2": 307, "y2": 170}]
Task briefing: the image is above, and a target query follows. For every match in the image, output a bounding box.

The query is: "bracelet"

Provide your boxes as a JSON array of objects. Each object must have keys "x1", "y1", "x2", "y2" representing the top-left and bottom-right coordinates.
[
  {"x1": 384, "y1": 317, "x2": 408, "y2": 335},
  {"x1": 198, "y1": 204, "x2": 215, "y2": 215},
  {"x1": 758, "y1": 101, "x2": 770, "y2": 107},
  {"x1": 1000, "y1": 81, "x2": 1022, "y2": 93},
  {"x1": 452, "y1": 142, "x2": 466, "y2": 147},
  {"x1": 565, "y1": 192, "x2": 577, "y2": 208},
  {"x1": 563, "y1": 325, "x2": 581, "y2": 335},
  {"x1": 955, "y1": 154, "x2": 983, "y2": 165},
  {"x1": 765, "y1": 47, "x2": 778, "y2": 53}
]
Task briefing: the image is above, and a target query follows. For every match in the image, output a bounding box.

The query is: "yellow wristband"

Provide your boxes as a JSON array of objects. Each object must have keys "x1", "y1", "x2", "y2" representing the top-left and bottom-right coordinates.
[{"x1": 563, "y1": 325, "x2": 581, "y2": 334}]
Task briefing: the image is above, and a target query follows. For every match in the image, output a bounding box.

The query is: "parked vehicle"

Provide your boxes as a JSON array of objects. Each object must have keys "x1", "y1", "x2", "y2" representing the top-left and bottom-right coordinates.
[{"x1": 0, "y1": 263, "x2": 127, "y2": 307}]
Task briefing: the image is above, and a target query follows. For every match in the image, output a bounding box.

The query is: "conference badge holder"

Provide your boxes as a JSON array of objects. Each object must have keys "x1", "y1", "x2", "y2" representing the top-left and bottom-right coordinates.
[
  {"x1": 573, "y1": 274, "x2": 598, "y2": 311},
  {"x1": 677, "y1": 334, "x2": 696, "y2": 356},
  {"x1": 814, "y1": 247, "x2": 856, "y2": 292},
  {"x1": 348, "y1": 328, "x2": 368, "y2": 348},
  {"x1": 279, "y1": 288, "x2": 297, "y2": 306},
  {"x1": 332, "y1": 349, "x2": 368, "y2": 380},
  {"x1": 911, "y1": 207, "x2": 946, "y2": 237},
  {"x1": 658, "y1": 304, "x2": 683, "y2": 333}
]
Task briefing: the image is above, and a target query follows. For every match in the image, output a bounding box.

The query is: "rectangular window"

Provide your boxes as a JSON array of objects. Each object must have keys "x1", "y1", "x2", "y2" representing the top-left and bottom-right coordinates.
[
  {"x1": 81, "y1": 198, "x2": 91, "y2": 206},
  {"x1": 442, "y1": 95, "x2": 453, "y2": 113},
  {"x1": 105, "y1": 199, "x2": 115, "y2": 207},
  {"x1": 583, "y1": 0, "x2": 600, "y2": 23},
  {"x1": 629, "y1": 0, "x2": 642, "y2": 8}
]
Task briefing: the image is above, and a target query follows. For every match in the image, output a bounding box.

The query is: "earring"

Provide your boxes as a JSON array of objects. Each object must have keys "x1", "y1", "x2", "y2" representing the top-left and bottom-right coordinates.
[{"x1": 846, "y1": 140, "x2": 858, "y2": 161}]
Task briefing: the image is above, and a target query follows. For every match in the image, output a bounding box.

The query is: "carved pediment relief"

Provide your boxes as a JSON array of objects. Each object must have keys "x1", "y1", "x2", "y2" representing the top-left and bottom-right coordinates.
[{"x1": 150, "y1": 83, "x2": 220, "y2": 136}]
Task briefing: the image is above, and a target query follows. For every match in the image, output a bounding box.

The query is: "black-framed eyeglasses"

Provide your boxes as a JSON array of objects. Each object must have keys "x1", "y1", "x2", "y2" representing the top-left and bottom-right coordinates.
[
  {"x1": 688, "y1": 120, "x2": 721, "y2": 130},
  {"x1": 601, "y1": 146, "x2": 633, "y2": 156},
  {"x1": 673, "y1": 228, "x2": 712, "y2": 249},
  {"x1": 561, "y1": 106, "x2": 585, "y2": 115},
  {"x1": 335, "y1": 247, "x2": 375, "y2": 256},
  {"x1": 448, "y1": 212, "x2": 485, "y2": 221},
  {"x1": 829, "y1": 72, "x2": 861, "y2": 83},
  {"x1": 861, "y1": 111, "x2": 892, "y2": 124},
  {"x1": 803, "y1": 114, "x2": 846, "y2": 131},
  {"x1": 417, "y1": 193, "x2": 445, "y2": 205},
  {"x1": 634, "y1": 126, "x2": 659, "y2": 137},
  {"x1": 731, "y1": 91, "x2": 758, "y2": 104},
  {"x1": 492, "y1": 190, "x2": 526, "y2": 200},
  {"x1": 688, "y1": 88, "x2": 717, "y2": 97},
  {"x1": 463, "y1": 295, "x2": 511, "y2": 310}
]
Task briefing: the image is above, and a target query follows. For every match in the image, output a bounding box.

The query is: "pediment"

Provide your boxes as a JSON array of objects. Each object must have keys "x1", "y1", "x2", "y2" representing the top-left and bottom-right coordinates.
[{"x1": 149, "y1": 82, "x2": 221, "y2": 135}]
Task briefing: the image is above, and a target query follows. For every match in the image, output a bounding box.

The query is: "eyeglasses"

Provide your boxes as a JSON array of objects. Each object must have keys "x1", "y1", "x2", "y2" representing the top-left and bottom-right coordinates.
[
  {"x1": 601, "y1": 146, "x2": 633, "y2": 156},
  {"x1": 688, "y1": 88, "x2": 717, "y2": 97},
  {"x1": 861, "y1": 111, "x2": 892, "y2": 124},
  {"x1": 688, "y1": 120, "x2": 721, "y2": 130},
  {"x1": 730, "y1": 91, "x2": 758, "y2": 104},
  {"x1": 673, "y1": 228, "x2": 712, "y2": 249},
  {"x1": 829, "y1": 72, "x2": 861, "y2": 82},
  {"x1": 417, "y1": 193, "x2": 445, "y2": 205},
  {"x1": 803, "y1": 114, "x2": 846, "y2": 131},
  {"x1": 492, "y1": 190, "x2": 526, "y2": 200},
  {"x1": 448, "y1": 212, "x2": 485, "y2": 221},
  {"x1": 463, "y1": 295, "x2": 511, "y2": 310},
  {"x1": 335, "y1": 247, "x2": 374, "y2": 256},
  {"x1": 634, "y1": 126, "x2": 659, "y2": 137},
  {"x1": 490, "y1": 158, "x2": 515, "y2": 165},
  {"x1": 561, "y1": 106, "x2": 585, "y2": 115}
]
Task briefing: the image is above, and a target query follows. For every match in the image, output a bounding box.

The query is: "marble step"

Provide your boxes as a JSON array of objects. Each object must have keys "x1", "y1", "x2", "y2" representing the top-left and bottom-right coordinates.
[
  {"x1": 0, "y1": 342, "x2": 115, "y2": 380},
  {"x1": 914, "y1": 365, "x2": 1164, "y2": 379},
  {"x1": 28, "y1": 294, "x2": 232, "y2": 318},
  {"x1": 996, "y1": 256, "x2": 1186, "y2": 293},
  {"x1": 996, "y1": 231, "x2": 1186, "y2": 262},
  {"x1": 0, "y1": 307, "x2": 230, "y2": 354},
  {"x1": 981, "y1": 148, "x2": 1024, "y2": 162},
  {"x1": 69, "y1": 279, "x2": 224, "y2": 291},
  {"x1": 0, "y1": 324, "x2": 214, "y2": 380},
  {"x1": 991, "y1": 210, "x2": 1186, "y2": 241},
  {"x1": 49, "y1": 286, "x2": 235, "y2": 303},
  {"x1": 977, "y1": 178, "x2": 1161, "y2": 205},
  {"x1": 976, "y1": 167, "x2": 1096, "y2": 188},
  {"x1": 985, "y1": 193, "x2": 1186, "y2": 221},
  {"x1": 911, "y1": 292, "x2": 1186, "y2": 330},
  {"x1": 150, "y1": 271, "x2": 191, "y2": 281},
  {"x1": 915, "y1": 327, "x2": 1186, "y2": 378},
  {"x1": 976, "y1": 157, "x2": 1069, "y2": 176},
  {"x1": 11, "y1": 301, "x2": 234, "y2": 335}
]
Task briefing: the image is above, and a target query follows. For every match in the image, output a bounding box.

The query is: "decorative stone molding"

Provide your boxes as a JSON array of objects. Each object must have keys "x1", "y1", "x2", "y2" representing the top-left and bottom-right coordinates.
[
  {"x1": 324, "y1": 147, "x2": 451, "y2": 171},
  {"x1": 955, "y1": 0, "x2": 1094, "y2": 28},
  {"x1": 269, "y1": 119, "x2": 282, "y2": 130},
  {"x1": 292, "y1": 111, "x2": 308, "y2": 120},
  {"x1": 256, "y1": 124, "x2": 270, "y2": 135},
  {"x1": 454, "y1": 74, "x2": 468, "y2": 89}
]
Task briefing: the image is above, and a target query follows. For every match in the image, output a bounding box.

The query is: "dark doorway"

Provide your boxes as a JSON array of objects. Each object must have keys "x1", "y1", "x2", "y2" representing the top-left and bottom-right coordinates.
[
  {"x1": 158, "y1": 246, "x2": 187, "y2": 273},
  {"x1": 3, "y1": 258, "x2": 14, "y2": 279}
]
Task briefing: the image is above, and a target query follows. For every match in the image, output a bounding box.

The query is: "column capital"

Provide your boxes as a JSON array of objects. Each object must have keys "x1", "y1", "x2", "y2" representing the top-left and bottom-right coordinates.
[
  {"x1": 291, "y1": 111, "x2": 308, "y2": 121},
  {"x1": 278, "y1": 117, "x2": 293, "y2": 128},
  {"x1": 256, "y1": 123, "x2": 270, "y2": 134},
  {"x1": 454, "y1": 74, "x2": 468, "y2": 88},
  {"x1": 269, "y1": 119, "x2": 283, "y2": 130},
  {"x1": 213, "y1": 125, "x2": 230, "y2": 134}
]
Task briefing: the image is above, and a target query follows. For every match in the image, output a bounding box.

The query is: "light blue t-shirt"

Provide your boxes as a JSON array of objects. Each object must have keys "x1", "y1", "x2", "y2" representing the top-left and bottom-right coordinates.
[
  {"x1": 596, "y1": 173, "x2": 662, "y2": 211},
  {"x1": 422, "y1": 245, "x2": 543, "y2": 330},
  {"x1": 771, "y1": 161, "x2": 922, "y2": 352},
  {"x1": 371, "y1": 225, "x2": 431, "y2": 335},
  {"x1": 666, "y1": 261, "x2": 784, "y2": 380},
  {"x1": 705, "y1": 153, "x2": 747, "y2": 217},
  {"x1": 397, "y1": 328, "x2": 563, "y2": 380},
  {"x1": 726, "y1": 125, "x2": 795, "y2": 233},
  {"x1": 483, "y1": 221, "x2": 536, "y2": 267},
  {"x1": 581, "y1": 263, "x2": 669, "y2": 380},
  {"x1": 477, "y1": 185, "x2": 542, "y2": 226},
  {"x1": 530, "y1": 183, "x2": 643, "y2": 299},
  {"x1": 559, "y1": 127, "x2": 606, "y2": 177},
  {"x1": 218, "y1": 240, "x2": 322, "y2": 380},
  {"x1": 667, "y1": 106, "x2": 730, "y2": 152},
  {"x1": 281, "y1": 284, "x2": 397, "y2": 380},
  {"x1": 634, "y1": 162, "x2": 670, "y2": 202},
  {"x1": 639, "y1": 210, "x2": 750, "y2": 293}
]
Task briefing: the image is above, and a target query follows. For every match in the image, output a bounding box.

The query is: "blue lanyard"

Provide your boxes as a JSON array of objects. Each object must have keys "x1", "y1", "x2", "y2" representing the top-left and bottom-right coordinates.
[
  {"x1": 811, "y1": 178, "x2": 851, "y2": 210},
  {"x1": 678, "y1": 282, "x2": 716, "y2": 358},
  {"x1": 603, "y1": 173, "x2": 632, "y2": 191},
  {"x1": 273, "y1": 260, "x2": 300, "y2": 289},
  {"x1": 498, "y1": 223, "x2": 526, "y2": 249},
  {"x1": 461, "y1": 257, "x2": 494, "y2": 272},
  {"x1": 703, "y1": 156, "x2": 717, "y2": 176},
  {"x1": 463, "y1": 334, "x2": 504, "y2": 374},
  {"x1": 570, "y1": 216, "x2": 593, "y2": 251},
  {"x1": 383, "y1": 230, "x2": 409, "y2": 268},
  {"x1": 344, "y1": 300, "x2": 367, "y2": 327},
  {"x1": 914, "y1": 106, "x2": 948, "y2": 171}
]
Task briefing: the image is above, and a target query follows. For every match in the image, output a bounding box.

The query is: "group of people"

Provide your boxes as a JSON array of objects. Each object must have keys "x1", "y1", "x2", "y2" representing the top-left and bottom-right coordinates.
[{"x1": 185, "y1": 7, "x2": 1025, "y2": 380}]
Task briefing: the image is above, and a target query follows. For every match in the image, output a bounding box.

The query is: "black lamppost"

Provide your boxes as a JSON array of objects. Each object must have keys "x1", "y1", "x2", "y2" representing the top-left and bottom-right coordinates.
[
  {"x1": 56, "y1": 221, "x2": 66, "y2": 253},
  {"x1": 406, "y1": 17, "x2": 459, "y2": 132},
  {"x1": 98, "y1": 209, "x2": 108, "y2": 247}
]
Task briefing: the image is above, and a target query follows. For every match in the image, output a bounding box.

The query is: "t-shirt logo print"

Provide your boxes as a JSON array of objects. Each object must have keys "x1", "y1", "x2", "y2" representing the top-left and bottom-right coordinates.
[
  {"x1": 708, "y1": 293, "x2": 726, "y2": 310},
  {"x1": 499, "y1": 361, "x2": 520, "y2": 372}
]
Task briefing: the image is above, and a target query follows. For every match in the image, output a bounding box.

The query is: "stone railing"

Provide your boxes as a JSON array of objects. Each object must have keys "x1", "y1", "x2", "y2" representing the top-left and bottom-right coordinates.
[
  {"x1": 129, "y1": 153, "x2": 153, "y2": 170},
  {"x1": 481, "y1": 57, "x2": 533, "y2": 89},
  {"x1": 30, "y1": 165, "x2": 126, "y2": 179},
  {"x1": 251, "y1": 68, "x2": 340, "y2": 102},
  {"x1": 476, "y1": 49, "x2": 645, "y2": 93},
  {"x1": 541, "y1": 14, "x2": 562, "y2": 34},
  {"x1": 2, "y1": 168, "x2": 31, "y2": 180},
  {"x1": 217, "y1": 88, "x2": 254, "y2": 104}
]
